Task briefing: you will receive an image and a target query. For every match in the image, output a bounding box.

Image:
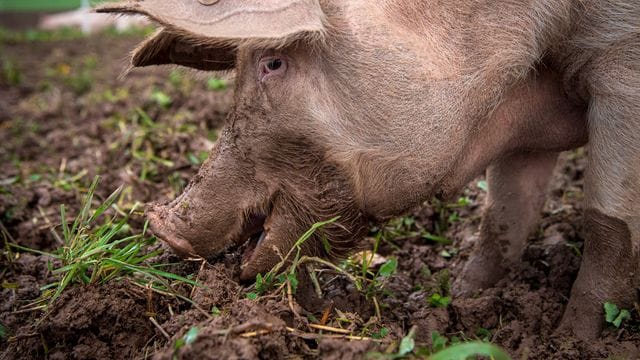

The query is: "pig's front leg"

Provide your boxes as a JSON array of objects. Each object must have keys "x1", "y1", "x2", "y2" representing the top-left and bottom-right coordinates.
[{"x1": 452, "y1": 151, "x2": 558, "y2": 296}]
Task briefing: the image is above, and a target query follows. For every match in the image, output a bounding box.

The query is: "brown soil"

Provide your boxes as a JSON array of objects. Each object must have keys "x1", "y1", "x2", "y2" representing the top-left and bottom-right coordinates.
[{"x1": 1, "y1": 32, "x2": 639, "y2": 360}]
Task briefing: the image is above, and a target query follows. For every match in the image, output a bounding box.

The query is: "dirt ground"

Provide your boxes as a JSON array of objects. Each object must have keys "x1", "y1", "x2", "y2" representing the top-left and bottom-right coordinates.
[{"x1": 1, "y1": 30, "x2": 639, "y2": 360}]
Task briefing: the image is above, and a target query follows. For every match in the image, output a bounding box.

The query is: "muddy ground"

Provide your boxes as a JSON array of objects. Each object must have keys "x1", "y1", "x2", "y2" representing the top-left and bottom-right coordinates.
[{"x1": 1, "y1": 29, "x2": 639, "y2": 360}]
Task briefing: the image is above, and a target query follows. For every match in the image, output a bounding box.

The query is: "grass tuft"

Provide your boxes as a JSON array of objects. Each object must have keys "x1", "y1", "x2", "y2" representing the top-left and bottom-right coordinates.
[{"x1": 12, "y1": 176, "x2": 199, "y2": 309}]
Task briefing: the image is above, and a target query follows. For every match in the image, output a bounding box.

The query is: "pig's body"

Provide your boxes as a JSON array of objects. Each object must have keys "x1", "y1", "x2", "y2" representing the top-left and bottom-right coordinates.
[{"x1": 100, "y1": 0, "x2": 639, "y2": 340}]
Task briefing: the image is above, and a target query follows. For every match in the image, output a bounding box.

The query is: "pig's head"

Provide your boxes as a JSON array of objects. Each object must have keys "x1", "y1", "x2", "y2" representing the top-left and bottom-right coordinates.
[{"x1": 99, "y1": 0, "x2": 483, "y2": 280}]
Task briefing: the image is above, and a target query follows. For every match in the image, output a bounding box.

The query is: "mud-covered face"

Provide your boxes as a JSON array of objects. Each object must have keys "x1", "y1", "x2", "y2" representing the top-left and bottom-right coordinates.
[
  {"x1": 148, "y1": 45, "x2": 370, "y2": 280},
  {"x1": 102, "y1": 0, "x2": 480, "y2": 281}
]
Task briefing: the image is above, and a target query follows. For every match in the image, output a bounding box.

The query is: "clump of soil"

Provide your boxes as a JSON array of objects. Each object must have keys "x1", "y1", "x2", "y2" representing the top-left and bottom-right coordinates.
[{"x1": 1, "y1": 31, "x2": 639, "y2": 360}]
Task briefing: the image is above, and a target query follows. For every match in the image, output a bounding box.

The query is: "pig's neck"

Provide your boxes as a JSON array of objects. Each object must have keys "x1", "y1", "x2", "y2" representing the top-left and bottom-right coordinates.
[
  {"x1": 382, "y1": 0, "x2": 587, "y2": 197},
  {"x1": 438, "y1": 69, "x2": 588, "y2": 199}
]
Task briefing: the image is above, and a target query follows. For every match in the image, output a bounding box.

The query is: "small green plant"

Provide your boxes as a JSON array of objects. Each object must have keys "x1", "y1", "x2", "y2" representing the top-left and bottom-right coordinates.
[
  {"x1": 0, "y1": 322, "x2": 8, "y2": 339},
  {"x1": 366, "y1": 327, "x2": 416, "y2": 359},
  {"x1": 187, "y1": 151, "x2": 209, "y2": 166},
  {"x1": 2, "y1": 59, "x2": 22, "y2": 86},
  {"x1": 429, "y1": 195, "x2": 473, "y2": 236},
  {"x1": 373, "y1": 216, "x2": 452, "y2": 247},
  {"x1": 169, "y1": 69, "x2": 184, "y2": 88},
  {"x1": 476, "y1": 180, "x2": 488, "y2": 192},
  {"x1": 248, "y1": 217, "x2": 339, "y2": 299},
  {"x1": 150, "y1": 89, "x2": 172, "y2": 109},
  {"x1": 475, "y1": 327, "x2": 492, "y2": 342},
  {"x1": 430, "y1": 331, "x2": 450, "y2": 353},
  {"x1": 206, "y1": 77, "x2": 227, "y2": 91},
  {"x1": 173, "y1": 326, "x2": 199, "y2": 359},
  {"x1": 108, "y1": 108, "x2": 176, "y2": 181},
  {"x1": 429, "y1": 342, "x2": 511, "y2": 360},
  {"x1": 13, "y1": 176, "x2": 199, "y2": 308},
  {"x1": 604, "y1": 301, "x2": 631, "y2": 328},
  {"x1": 371, "y1": 327, "x2": 390, "y2": 340},
  {"x1": 0, "y1": 27, "x2": 85, "y2": 44},
  {"x1": 397, "y1": 328, "x2": 416, "y2": 357},
  {"x1": 428, "y1": 293, "x2": 452, "y2": 308},
  {"x1": 411, "y1": 332, "x2": 510, "y2": 360}
]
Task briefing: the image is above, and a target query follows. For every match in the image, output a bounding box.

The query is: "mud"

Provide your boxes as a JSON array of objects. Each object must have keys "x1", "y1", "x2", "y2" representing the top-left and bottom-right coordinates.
[{"x1": 1, "y1": 31, "x2": 639, "y2": 359}]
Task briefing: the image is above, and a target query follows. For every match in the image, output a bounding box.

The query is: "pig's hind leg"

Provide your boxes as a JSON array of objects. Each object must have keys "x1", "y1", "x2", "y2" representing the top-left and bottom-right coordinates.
[
  {"x1": 557, "y1": 57, "x2": 640, "y2": 340},
  {"x1": 452, "y1": 151, "x2": 558, "y2": 296}
]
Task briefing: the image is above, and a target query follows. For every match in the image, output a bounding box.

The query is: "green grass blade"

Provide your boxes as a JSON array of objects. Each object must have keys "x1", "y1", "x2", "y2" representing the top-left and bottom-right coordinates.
[
  {"x1": 103, "y1": 258, "x2": 201, "y2": 287},
  {"x1": 89, "y1": 184, "x2": 124, "y2": 222},
  {"x1": 60, "y1": 204, "x2": 70, "y2": 243},
  {"x1": 8, "y1": 243, "x2": 57, "y2": 258},
  {"x1": 429, "y1": 342, "x2": 511, "y2": 360},
  {"x1": 294, "y1": 216, "x2": 340, "y2": 248}
]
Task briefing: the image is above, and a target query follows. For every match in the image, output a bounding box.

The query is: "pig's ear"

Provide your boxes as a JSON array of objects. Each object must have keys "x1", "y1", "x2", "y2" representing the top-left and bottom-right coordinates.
[
  {"x1": 130, "y1": 29, "x2": 235, "y2": 71},
  {"x1": 96, "y1": 0, "x2": 326, "y2": 48}
]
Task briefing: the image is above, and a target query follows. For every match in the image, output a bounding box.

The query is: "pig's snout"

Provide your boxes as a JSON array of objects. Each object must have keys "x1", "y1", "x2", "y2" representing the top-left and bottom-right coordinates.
[{"x1": 146, "y1": 203, "x2": 196, "y2": 258}]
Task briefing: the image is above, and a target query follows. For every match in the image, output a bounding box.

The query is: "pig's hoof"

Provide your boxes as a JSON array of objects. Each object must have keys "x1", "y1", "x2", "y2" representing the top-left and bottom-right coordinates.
[
  {"x1": 452, "y1": 253, "x2": 506, "y2": 297},
  {"x1": 556, "y1": 296, "x2": 603, "y2": 340}
]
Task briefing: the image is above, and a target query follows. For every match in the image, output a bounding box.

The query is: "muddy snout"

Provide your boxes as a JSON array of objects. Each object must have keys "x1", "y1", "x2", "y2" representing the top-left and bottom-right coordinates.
[{"x1": 146, "y1": 203, "x2": 197, "y2": 258}]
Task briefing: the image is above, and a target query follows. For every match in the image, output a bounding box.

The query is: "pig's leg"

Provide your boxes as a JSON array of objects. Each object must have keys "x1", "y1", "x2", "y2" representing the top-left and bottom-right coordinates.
[
  {"x1": 452, "y1": 151, "x2": 558, "y2": 296},
  {"x1": 558, "y1": 87, "x2": 640, "y2": 339}
]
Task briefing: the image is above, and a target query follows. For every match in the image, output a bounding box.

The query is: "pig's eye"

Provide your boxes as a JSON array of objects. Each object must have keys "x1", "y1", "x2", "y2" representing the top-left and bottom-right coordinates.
[
  {"x1": 267, "y1": 59, "x2": 282, "y2": 71},
  {"x1": 259, "y1": 57, "x2": 287, "y2": 81}
]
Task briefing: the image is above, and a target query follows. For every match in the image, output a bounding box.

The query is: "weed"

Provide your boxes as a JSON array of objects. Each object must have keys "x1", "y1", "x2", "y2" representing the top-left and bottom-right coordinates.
[
  {"x1": 397, "y1": 327, "x2": 416, "y2": 356},
  {"x1": 0, "y1": 322, "x2": 8, "y2": 339},
  {"x1": 169, "y1": 69, "x2": 183, "y2": 87},
  {"x1": 173, "y1": 326, "x2": 199, "y2": 359},
  {"x1": 12, "y1": 176, "x2": 199, "y2": 309},
  {"x1": 106, "y1": 108, "x2": 176, "y2": 181},
  {"x1": 101, "y1": 88, "x2": 129, "y2": 103},
  {"x1": 2, "y1": 59, "x2": 22, "y2": 86},
  {"x1": 187, "y1": 151, "x2": 209, "y2": 166},
  {"x1": 430, "y1": 196, "x2": 473, "y2": 236},
  {"x1": 373, "y1": 216, "x2": 452, "y2": 247},
  {"x1": 44, "y1": 56, "x2": 96, "y2": 95},
  {"x1": 0, "y1": 26, "x2": 85, "y2": 44},
  {"x1": 476, "y1": 180, "x2": 488, "y2": 192},
  {"x1": 53, "y1": 169, "x2": 88, "y2": 192},
  {"x1": 206, "y1": 77, "x2": 227, "y2": 91},
  {"x1": 428, "y1": 342, "x2": 511, "y2": 360},
  {"x1": 428, "y1": 293, "x2": 451, "y2": 308},
  {"x1": 413, "y1": 331, "x2": 510, "y2": 360},
  {"x1": 246, "y1": 217, "x2": 342, "y2": 302},
  {"x1": 371, "y1": 327, "x2": 390, "y2": 340},
  {"x1": 475, "y1": 327, "x2": 492, "y2": 342},
  {"x1": 604, "y1": 301, "x2": 631, "y2": 328},
  {"x1": 150, "y1": 89, "x2": 172, "y2": 109}
]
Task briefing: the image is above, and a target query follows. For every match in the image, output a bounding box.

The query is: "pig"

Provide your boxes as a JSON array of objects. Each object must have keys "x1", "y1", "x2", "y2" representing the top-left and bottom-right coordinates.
[{"x1": 98, "y1": 0, "x2": 640, "y2": 341}]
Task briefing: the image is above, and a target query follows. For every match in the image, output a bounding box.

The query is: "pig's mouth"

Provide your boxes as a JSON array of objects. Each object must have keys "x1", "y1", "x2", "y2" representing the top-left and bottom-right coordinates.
[
  {"x1": 237, "y1": 212, "x2": 268, "y2": 267},
  {"x1": 241, "y1": 230, "x2": 267, "y2": 266}
]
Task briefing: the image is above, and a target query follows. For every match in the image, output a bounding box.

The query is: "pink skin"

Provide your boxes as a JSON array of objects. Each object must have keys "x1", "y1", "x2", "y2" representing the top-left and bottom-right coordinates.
[{"x1": 101, "y1": 0, "x2": 640, "y2": 341}]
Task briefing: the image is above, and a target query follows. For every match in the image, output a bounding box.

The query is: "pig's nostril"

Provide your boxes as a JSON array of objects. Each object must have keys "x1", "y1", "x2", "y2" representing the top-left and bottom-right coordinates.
[{"x1": 147, "y1": 205, "x2": 197, "y2": 258}]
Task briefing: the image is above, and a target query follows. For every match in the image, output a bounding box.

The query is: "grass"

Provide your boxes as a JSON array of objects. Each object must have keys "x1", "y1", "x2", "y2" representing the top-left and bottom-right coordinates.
[
  {"x1": 2, "y1": 59, "x2": 23, "y2": 86},
  {"x1": 44, "y1": 54, "x2": 97, "y2": 95},
  {"x1": 0, "y1": 27, "x2": 85, "y2": 44},
  {"x1": 11, "y1": 176, "x2": 200, "y2": 309},
  {"x1": 367, "y1": 328, "x2": 512, "y2": 359},
  {"x1": 243, "y1": 215, "x2": 511, "y2": 359},
  {"x1": 246, "y1": 217, "x2": 341, "y2": 299},
  {"x1": 0, "y1": 0, "x2": 108, "y2": 12}
]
